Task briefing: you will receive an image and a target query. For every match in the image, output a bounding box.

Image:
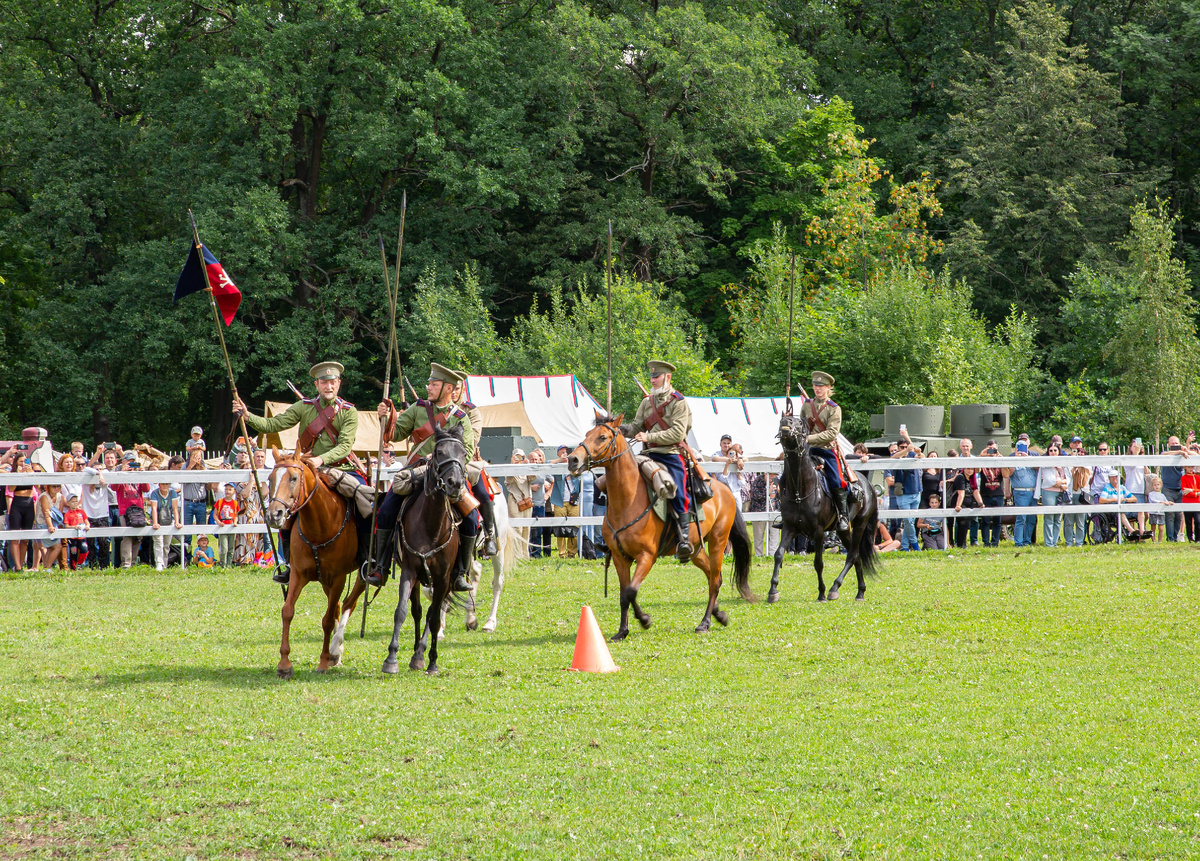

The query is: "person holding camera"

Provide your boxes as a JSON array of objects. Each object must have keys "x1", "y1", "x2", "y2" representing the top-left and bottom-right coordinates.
[
  {"x1": 113, "y1": 452, "x2": 150, "y2": 568},
  {"x1": 1161, "y1": 433, "x2": 1192, "y2": 541},
  {"x1": 978, "y1": 440, "x2": 1005, "y2": 546},
  {"x1": 4, "y1": 445, "x2": 37, "y2": 570},
  {"x1": 549, "y1": 445, "x2": 581, "y2": 558}
]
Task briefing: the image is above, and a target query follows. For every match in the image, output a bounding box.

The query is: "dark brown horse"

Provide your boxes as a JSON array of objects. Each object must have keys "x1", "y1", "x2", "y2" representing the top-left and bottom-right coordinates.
[
  {"x1": 265, "y1": 449, "x2": 366, "y2": 679},
  {"x1": 768, "y1": 414, "x2": 880, "y2": 603},
  {"x1": 382, "y1": 424, "x2": 468, "y2": 676},
  {"x1": 567, "y1": 412, "x2": 755, "y2": 640}
]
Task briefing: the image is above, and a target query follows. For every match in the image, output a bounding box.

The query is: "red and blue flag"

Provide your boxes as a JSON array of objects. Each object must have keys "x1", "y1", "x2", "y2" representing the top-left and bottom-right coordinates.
[{"x1": 174, "y1": 243, "x2": 242, "y2": 325}]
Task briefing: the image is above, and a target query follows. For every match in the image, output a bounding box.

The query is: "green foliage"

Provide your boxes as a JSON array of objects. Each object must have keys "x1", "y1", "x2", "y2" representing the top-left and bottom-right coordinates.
[
  {"x1": 939, "y1": 0, "x2": 1161, "y2": 326},
  {"x1": 1106, "y1": 199, "x2": 1200, "y2": 442},
  {"x1": 730, "y1": 228, "x2": 1040, "y2": 439},
  {"x1": 507, "y1": 275, "x2": 728, "y2": 416},
  {"x1": 1045, "y1": 373, "x2": 1116, "y2": 444},
  {"x1": 400, "y1": 264, "x2": 506, "y2": 380}
]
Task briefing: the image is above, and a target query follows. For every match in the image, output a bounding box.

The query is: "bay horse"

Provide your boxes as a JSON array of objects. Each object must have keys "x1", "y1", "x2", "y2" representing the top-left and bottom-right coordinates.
[
  {"x1": 382, "y1": 424, "x2": 468, "y2": 676},
  {"x1": 768, "y1": 413, "x2": 880, "y2": 603},
  {"x1": 265, "y1": 449, "x2": 364, "y2": 679},
  {"x1": 567, "y1": 411, "x2": 755, "y2": 640}
]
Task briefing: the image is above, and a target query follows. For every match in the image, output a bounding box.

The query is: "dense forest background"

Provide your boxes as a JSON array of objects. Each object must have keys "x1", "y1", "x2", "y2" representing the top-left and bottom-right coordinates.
[{"x1": 2, "y1": 0, "x2": 1198, "y2": 447}]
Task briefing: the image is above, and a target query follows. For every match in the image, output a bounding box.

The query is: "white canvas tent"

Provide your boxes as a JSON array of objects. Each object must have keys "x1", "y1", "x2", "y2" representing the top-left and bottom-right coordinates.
[
  {"x1": 462, "y1": 375, "x2": 603, "y2": 448},
  {"x1": 686, "y1": 396, "x2": 854, "y2": 460}
]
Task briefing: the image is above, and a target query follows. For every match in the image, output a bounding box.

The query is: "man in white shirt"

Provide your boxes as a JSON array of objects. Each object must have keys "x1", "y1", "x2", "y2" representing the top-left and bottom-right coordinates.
[
  {"x1": 80, "y1": 454, "x2": 115, "y2": 568},
  {"x1": 710, "y1": 434, "x2": 744, "y2": 508}
]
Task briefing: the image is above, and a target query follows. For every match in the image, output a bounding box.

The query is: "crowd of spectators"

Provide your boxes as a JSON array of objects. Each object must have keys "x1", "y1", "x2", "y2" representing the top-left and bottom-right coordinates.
[{"x1": 1, "y1": 428, "x2": 272, "y2": 572}]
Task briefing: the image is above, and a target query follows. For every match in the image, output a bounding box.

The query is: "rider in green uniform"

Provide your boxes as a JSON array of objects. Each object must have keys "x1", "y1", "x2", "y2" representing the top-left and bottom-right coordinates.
[
  {"x1": 799, "y1": 371, "x2": 850, "y2": 532},
  {"x1": 233, "y1": 361, "x2": 366, "y2": 583}
]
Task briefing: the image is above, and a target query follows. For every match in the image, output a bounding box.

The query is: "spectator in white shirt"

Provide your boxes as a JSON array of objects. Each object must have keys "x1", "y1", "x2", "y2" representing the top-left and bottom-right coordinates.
[{"x1": 710, "y1": 434, "x2": 744, "y2": 509}]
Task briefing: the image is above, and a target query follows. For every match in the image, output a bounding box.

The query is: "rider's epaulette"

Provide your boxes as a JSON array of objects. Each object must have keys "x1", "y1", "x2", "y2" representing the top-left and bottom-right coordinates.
[
  {"x1": 302, "y1": 396, "x2": 318, "y2": 405},
  {"x1": 452, "y1": 407, "x2": 466, "y2": 419},
  {"x1": 672, "y1": 391, "x2": 684, "y2": 402},
  {"x1": 462, "y1": 400, "x2": 476, "y2": 410},
  {"x1": 413, "y1": 398, "x2": 431, "y2": 408},
  {"x1": 337, "y1": 397, "x2": 354, "y2": 409},
  {"x1": 825, "y1": 398, "x2": 837, "y2": 408}
]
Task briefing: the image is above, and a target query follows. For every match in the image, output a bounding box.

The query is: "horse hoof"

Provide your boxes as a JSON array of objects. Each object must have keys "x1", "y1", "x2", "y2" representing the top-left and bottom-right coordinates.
[
  {"x1": 409, "y1": 659, "x2": 426, "y2": 672},
  {"x1": 767, "y1": 590, "x2": 779, "y2": 604},
  {"x1": 465, "y1": 616, "x2": 478, "y2": 632},
  {"x1": 828, "y1": 590, "x2": 840, "y2": 601},
  {"x1": 426, "y1": 665, "x2": 440, "y2": 676},
  {"x1": 855, "y1": 595, "x2": 865, "y2": 603},
  {"x1": 817, "y1": 595, "x2": 826, "y2": 603},
  {"x1": 637, "y1": 616, "x2": 652, "y2": 630},
  {"x1": 276, "y1": 667, "x2": 294, "y2": 681},
  {"x1": 695, "y1": 622, "x2": 710, "y2": 633},
  {"x1": 381, "y1": 660, "x2": 399, "y2": 675},
  {"x1": 315, "y1": 666, "x2": 328, "y2": 674},
  {"x1": 482, "y1": 620, "x2": 497, "y2": 633},
  {"x1": 610, "y1": 630, "x2": 628, "y2": 642},
  {"x1": 714, "y1": 610, "x2": 729, "y2": 626}
]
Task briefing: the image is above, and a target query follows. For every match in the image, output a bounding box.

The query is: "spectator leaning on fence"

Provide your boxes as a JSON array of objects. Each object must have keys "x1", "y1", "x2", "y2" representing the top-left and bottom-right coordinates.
[
  {"x1": 951, "y1": 465, "x2": 984, "y2": 548},
  {"x1": 891, "y1": 431, "x2": 921, "y2": 552},
  {"x1": 79, "y1": 455, "x2": 110, "y2": 568},
  {"x1": 978, "y1": 440, "x2": 1005, "y2": 547},
  {"x1": 503, "y1": 448, "x2": 534, "y2": 559},
  {"x1": 113, "y1": 453, "x2": 150, "y2": 569},
  {"x1": 147, "y1": 479, "x2": 181, "y2": 570},
  {"x1": 35, "y1": 476, "x2": 65, "y2": 571},
  {"x1": 1099, "y1": 471, "x2": 1143, "y2": 538},
  {"x1": 213, "y1": 483, "x2": 239, "y2": 565},
  {"x1": 1063, "y1": 445, "x2": 1090, "y2": 548},
  {"x1": 549, "y1": 446, "x2": 580, "y2": 559},
  {"x1": 528, "y1": 448, "x2": 551, "y2": 559},
  {"x1": 4, "y1": 446, "x2": 36, "y2": 571},
  {"x1": 1037, "y1": 444, "x2": 1069, "y2": 548},
  {"x1": 1124, "y1": 439, "x2": 1150, "y2": 534},
  {"x1": 710, "y1": 435, "x2": 744, "y2": 509},
  {"x1": 1161, "y1": 435, "x2": 1190, "y2": 542}
]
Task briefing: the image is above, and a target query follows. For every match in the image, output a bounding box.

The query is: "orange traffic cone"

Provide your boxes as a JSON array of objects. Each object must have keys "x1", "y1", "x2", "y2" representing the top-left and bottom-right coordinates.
[{"x1": 569, "y1": 606, "x2": 620, "y2": 673}]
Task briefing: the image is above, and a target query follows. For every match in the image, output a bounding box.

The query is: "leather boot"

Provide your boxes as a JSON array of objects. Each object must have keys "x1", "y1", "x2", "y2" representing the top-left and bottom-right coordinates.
[
  {"x1": 354, "y1": 515, "x2": 373, "y2": 569},
  {"x1": 477, "y1": 492, "x2": 499, "y2": 558},
  {"x1": 833, "y1": 484, "x2": 851, "y2": 532},
  {"x1": 675, "y1": 515, "x2": 694, "y2": 562},
  {"x1": 452, "y1": 532, "x2": 477, "y2": 592},
  {"x1": 364, "y1": 527, "x2": 395, "y2": 588},
  {"x1": 272, "y1": 528, "x2": 291, "y2": 583}
]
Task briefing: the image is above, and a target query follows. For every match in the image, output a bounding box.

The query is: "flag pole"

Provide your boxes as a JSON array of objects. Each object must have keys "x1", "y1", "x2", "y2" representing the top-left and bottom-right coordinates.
[
  {"x1": 188, "y1": 209, "x2": 286, "y2": 595},
  {"x1": 362, "y1": 193, "x2": 406, "y2": 636},
  {"x1": 606, "y1": 220, "x2": 613, "y2": 416}
]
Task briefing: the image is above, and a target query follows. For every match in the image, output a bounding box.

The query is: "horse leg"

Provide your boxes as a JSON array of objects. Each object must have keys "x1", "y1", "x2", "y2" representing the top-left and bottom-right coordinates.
[
  {"x1": 482, "y1": 553, "x2": 504, "y2": 634},
  {"x1": 330, "y1": 575, "x2": 366, "y2": 660},
  {"x1": 828, "y1": 527, "x2": 857, "y2": 602},
  {"x1": 464, "y1": 559, "x2": 481, "y2": 632},
  {"x1": 814, "y1": 543, "x2": 827, "y2": 602},
  {"x1": 426, "y1": 584, "x2": 445, "y2": 676},
  {"x1": 627, "y1": 552, "x2": 655, "y2": 632},
  {"x1": 769, "y1": 523, "x2": 792, "y2": 604},
  {"x1": 610, "y1": 552, "x2": 635, "y2": 641},
  {"x1": 277, "y1": 577, "x2": 305, "y2": 680},
  {"x1": 316, "y1": 577, "x2": 343, "y2": 672},
  {"x1": 693, "y1": 546, "x2": 725, "y2": 633},
  {"x1": 410, "y1": 583, "x2": 428, "y2": 672}
]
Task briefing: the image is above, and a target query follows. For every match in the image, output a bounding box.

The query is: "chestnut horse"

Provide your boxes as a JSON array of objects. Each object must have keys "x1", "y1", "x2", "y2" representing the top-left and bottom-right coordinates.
[
  {"x1": 265, "y1": 449, "x2": 365, "y2": 679},
  {"x1": 567, "y1": 412, "x2": 755, "y2": 640}
]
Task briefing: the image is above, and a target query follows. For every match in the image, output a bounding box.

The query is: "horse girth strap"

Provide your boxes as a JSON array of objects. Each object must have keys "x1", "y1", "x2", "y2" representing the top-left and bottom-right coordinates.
[{"x1": 298, "y1": 401, "x2": 340, "y2": 452}]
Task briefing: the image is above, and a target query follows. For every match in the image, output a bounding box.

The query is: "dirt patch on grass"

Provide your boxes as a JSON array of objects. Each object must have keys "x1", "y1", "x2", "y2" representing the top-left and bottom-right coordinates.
[{"x1": 370, "y1": 835, "x2": 425, "y2": 851}]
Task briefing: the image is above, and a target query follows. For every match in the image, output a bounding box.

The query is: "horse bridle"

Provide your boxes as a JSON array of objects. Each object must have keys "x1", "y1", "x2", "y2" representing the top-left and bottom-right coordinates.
[
  {"x1": 268, "y1": 462, "x2": 318, "y2": 515},
  {"x1": 778, "y1": 419, "x2": 824, "y2": 505},
  {"x1": 426, "y1": 436, "x2": 466, "y2": 498},
  {"x1": 575, "y1": 421, "x2": 633, "y2": 470}
]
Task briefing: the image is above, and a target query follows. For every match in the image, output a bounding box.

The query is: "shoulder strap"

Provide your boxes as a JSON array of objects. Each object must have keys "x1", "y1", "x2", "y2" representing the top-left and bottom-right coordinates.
[
  {"x1": 642, "y1": 394, "x2": 669, "y2": 432},
  {"x1": 298, "y1": 401, "x2": 340, "y2": 453}
]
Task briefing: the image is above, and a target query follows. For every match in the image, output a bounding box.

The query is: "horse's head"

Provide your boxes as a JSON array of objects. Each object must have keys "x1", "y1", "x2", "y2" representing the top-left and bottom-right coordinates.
[
  {"x1": 266, "y1": 445, "x2": 313, "y2": 527},
  {"x1": 429, "y1": 423, "x2": 467, "y2": 499},
  {"x1": 568, "y1": 410, "x2": 626, "y2": 475},
  {"x1": 777, "y1": 415, "x2": 807, "y2": 455}
]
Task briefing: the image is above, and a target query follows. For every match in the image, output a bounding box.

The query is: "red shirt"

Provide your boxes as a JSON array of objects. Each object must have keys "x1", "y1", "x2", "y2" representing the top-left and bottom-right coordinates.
[
  {"x1": 114, "y1": 482, "x2": 150, "y2": 516},
  {"x1": 213, "y1": 497, "x2": 239, "y2": 525},
  {"x1": 1181, "y1": 473, "x2": 1200, "y2": 503}
]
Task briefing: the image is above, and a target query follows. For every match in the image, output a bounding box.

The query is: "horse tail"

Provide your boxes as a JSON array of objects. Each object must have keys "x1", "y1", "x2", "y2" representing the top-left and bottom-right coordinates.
[
  {"x1": 729, "y1": 506, "x2": 757, "y2": 602},
  {"x1": 499, "y1": 526, "x2": 521, "y2": 577},
  {"x1": 857, "y1": 502, "x2": 881, "y2": 579}
]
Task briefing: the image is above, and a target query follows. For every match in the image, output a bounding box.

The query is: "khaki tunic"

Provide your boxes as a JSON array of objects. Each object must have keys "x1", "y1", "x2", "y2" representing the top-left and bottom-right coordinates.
[
  {"x1": 393, "y1": 400, "x2": 474, "y2": 463},
  {"x1": 242, "y1": 397, "x2": 359, "y2": 470},
  {"x1": 801, "y1": 398, "x2": 842, "y2": 449},
  {"x1": 620, "y1": 387, "x2": 692, "y2": 454}
]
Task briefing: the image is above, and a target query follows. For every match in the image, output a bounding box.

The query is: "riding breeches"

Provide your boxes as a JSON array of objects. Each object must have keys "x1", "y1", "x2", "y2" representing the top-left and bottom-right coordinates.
[
  {"x1": 810, "y1": 447, "x2": 847, "y2": 490},
  {"x1": 374, "y1": 488, "x2": 479, "y2": 536},
  {"x1": 646, "y1": 451, "x2": 689, "y2": 519}
]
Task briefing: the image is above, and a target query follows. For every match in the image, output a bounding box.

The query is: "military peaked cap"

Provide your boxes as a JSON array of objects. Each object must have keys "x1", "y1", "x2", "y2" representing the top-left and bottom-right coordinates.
[
  {"x1": 429, "y1": 362, "x2": 461, "y2": 383},
  {"x1": 310, "y1": 361, "x2": 344, "y2": 381},
  {"x1": 811, "y1": 371, "x2": 835, "y2": 387},
  {"x1": 647, "y1": 360, "x2": 676, "y2": 376}
]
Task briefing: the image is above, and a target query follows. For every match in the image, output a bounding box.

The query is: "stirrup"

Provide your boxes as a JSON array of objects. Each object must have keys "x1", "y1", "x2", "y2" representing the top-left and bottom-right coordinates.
[
  {"x1": 480, "y1": 532, "x2": 499, "y2": 559},
  {"x1": 271, "y1": 562, "x2": 290, "y2": 584}
]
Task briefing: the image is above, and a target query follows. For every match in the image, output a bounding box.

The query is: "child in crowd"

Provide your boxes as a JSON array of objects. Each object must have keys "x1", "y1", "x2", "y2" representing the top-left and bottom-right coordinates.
[
  {"x1": 1147, "y1": 475, "x2": 1170, "y2": 543},
  {"x1": 186, "y1": 426, "x2": 206, "y2": 454},
  {"x1": 148, "y1": 480, "x2": 181, "y2": 571},
  {"x1": 213, "y1": 483, "x2": 239, "y2": 565},
  {"x1": 917, "y1": 492, "x2": 947, "y2": 550},
  {"x1": 61, "y1": 494, "x2": 90, "y2": 570},
  {"x1": 193, "y1": 535, "x2": 216, "y2": 568},
  {"x1": 874, "y1": 521, "x2": 901, "y2": 552}
]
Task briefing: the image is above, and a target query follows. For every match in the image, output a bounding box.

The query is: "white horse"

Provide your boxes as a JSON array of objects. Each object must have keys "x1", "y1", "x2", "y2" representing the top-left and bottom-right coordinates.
[{"x1": 431, "y1": 494, "x2": 521, "y2": 639}]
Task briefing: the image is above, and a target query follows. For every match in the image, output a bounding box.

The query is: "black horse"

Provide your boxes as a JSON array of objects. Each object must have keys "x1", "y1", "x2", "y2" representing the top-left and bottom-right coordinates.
[
  {"x1": 382, "y1": 424, "x2": 468, "y2": 676},
  {"x1": 768, "y1": 412, "x2": 880, "y2": 603}
]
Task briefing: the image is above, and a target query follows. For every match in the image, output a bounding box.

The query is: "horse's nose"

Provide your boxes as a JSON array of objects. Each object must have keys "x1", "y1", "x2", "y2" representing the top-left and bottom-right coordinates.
[{"x1": 567, "y1": 454, "x2": 582, "y2": 474}]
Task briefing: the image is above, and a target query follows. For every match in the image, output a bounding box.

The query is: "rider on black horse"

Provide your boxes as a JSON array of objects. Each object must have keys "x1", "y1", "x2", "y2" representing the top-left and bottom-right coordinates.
[
  {"x1": 233, "y1": 361, "x2": 369, "y2": 584},
  {"x1": 800, "y1": 371, "x2": 851, "y2": 532},
  {"x1": 619, "y1": 359, "x2": 695, "y2": 562},
  {"x1": 367, "y1": 363, "x2": 477, "y2": 591}
]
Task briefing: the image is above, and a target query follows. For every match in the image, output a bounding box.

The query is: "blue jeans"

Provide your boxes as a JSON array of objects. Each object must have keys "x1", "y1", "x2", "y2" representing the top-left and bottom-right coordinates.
[
  {"x1": 1062, "y1": 491, "x2": 1087, "y2": 546},
  {"x1": 1040, "y1": 489, "x2": 1062, "y2": 547},
  {"x1": 896, "y1": 492, "x2": 919, "y2": 550},
  {"x1": 108, "y1": 504, "x2": 122, "y2": 567},
  {"x1": 531, "y1": 505, "x2": 548, "y2": 557},
  {"x1": 579, "y1": 472, "x2": 597, "y2": 544},
  {"x1": 183, "y1": 501, "x2": 207, "y2": 552},
  {"x1": 1165, "y1": 487, "x2": 1183, "y2": 541},
  {"x1": 1011, "y1": 487, "x2": 1036, "y2": 546}
]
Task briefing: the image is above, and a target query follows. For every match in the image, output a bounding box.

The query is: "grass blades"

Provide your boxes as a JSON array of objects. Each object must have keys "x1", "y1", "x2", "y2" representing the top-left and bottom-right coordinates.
[{"x1": 2, "y1": 545, "x2": 1198, "y2": 859}]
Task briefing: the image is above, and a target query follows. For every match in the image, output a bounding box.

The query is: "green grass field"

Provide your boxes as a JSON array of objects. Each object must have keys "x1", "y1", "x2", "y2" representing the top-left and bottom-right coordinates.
[{"x1": 2, "y1": 545, "x2": 1198, "y2": 860}]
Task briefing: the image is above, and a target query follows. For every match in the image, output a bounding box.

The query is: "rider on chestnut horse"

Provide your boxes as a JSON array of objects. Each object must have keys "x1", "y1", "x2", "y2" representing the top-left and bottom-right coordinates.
[
  {"x1": 800, "y1": 371, "x2": 850, "y2": 532},
  {"x1": 367, "y1": 363, "x2": 477, "y2": 591},
  {"x1": 618, "y1": 359, "x2": 695, "y2": 562},
  {"x1": 233, "y1": 361, "x2": 368, "y2": 584}
]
